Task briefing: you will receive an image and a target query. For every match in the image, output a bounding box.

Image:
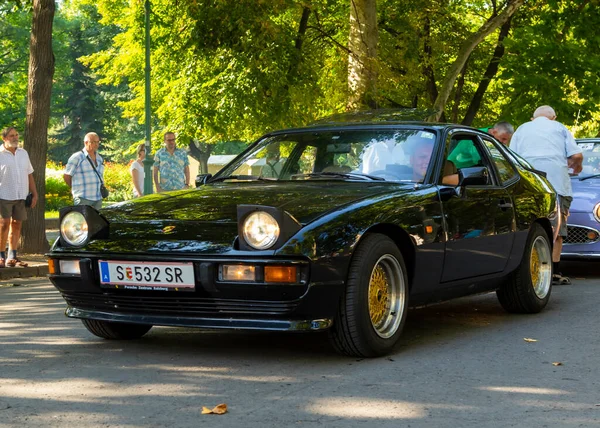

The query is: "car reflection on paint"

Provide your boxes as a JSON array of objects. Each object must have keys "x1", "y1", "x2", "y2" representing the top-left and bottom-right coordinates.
[{"x1": 48, "y1": 111, "x2": 559, "y2": 357}]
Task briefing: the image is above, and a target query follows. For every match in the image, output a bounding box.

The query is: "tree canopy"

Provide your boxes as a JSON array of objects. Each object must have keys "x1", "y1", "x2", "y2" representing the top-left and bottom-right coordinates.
[{"x1": 3, "y1": 0, "x2": 600, "y2": 163}]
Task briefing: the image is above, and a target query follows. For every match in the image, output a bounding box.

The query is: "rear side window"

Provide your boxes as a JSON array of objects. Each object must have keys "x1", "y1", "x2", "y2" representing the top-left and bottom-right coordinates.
[{"x1": 482, "y1": 139, "x2": 517, "y2": 184}]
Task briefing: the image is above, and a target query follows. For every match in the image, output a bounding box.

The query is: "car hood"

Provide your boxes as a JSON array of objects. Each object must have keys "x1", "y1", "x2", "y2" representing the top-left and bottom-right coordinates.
[
  {"x1": 103, "y1": 181, "x2": 398, "y2": 225},
  {"x1": 89, "y1": 181, "x2": 406, "y2": 253},
  {"x1": 571, "y1": 178, "x2": 600, "y2": 212}
]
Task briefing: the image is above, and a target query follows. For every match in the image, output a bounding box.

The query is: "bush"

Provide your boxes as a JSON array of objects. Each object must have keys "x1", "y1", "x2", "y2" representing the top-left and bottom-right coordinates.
[
  {"x1": 44, "y1": 159, "x2": 135, "y2": 211},
  {"x1": 104, "y1": 161, "x2": 134, "y2": 202},
  {"x1": 45, "y1": 162, "x2": 72, "y2": 212}
]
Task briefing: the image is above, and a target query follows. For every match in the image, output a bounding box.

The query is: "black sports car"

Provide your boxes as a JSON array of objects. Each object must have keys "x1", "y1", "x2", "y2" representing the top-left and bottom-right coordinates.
[{"x1": 48, "y1": 112, "x2": 559, "y2": 357}]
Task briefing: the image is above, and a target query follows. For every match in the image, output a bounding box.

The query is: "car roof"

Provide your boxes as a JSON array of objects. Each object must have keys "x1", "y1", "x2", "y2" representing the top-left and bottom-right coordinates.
[{"x1": 265, "y1": 110, "x2": 481, "y2": 135}]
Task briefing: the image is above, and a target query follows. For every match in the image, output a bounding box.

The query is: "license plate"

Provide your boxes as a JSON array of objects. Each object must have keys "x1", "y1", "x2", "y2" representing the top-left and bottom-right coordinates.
[{"x1": 98, "y1": 260, "x2": 195, "y2": 291}]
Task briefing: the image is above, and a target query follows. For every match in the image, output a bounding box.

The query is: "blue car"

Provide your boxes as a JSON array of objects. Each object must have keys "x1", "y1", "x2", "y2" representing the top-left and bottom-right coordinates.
[{"x1": 562, "y1": 138, "x2": 600, "y2": 259}]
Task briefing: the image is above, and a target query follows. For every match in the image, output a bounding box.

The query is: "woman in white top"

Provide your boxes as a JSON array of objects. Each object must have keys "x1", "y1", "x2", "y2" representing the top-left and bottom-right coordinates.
[{"x1": 130, "y1": 143, "x2": 146, "y2": 198}]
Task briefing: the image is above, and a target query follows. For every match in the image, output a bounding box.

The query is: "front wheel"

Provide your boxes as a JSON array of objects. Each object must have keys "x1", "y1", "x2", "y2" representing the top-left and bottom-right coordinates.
[
  {"x1": 497, "y1": 223, "x2": 552, "y2": 313},
  {"x1": 329, "y1": 233, "x2": 409, "y2": 357},
  {"x1": 81, "y1": 319, "x2": 152, "y2": 340}
]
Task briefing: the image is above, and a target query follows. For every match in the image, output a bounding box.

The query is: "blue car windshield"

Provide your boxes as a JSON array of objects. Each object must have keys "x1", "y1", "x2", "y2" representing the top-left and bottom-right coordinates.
[
  {"x1": 214, "y1": 129, "x2": 439, "y2": 183},
  {"x1": 576, "y1": 141, "x2": 600, "y2": 178}
]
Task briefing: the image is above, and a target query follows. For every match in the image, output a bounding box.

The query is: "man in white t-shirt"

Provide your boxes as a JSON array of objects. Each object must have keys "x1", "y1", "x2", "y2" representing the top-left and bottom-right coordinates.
[
  {"x1": 0, "y1": 127, "x2": 38, "y2": 268},
  {"x1": 361, "y1": 136, "x2": 410, "y2": 176},
  {"x1": 510, "y1": 105, "x2": 583, "y2": 285}
]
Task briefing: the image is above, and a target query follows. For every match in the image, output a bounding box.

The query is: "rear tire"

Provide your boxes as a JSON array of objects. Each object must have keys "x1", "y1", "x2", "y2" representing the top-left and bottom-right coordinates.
[
  {"x1": 329, "y1": 234, "x2": 409, "y2": 357},
  {"x1": 497, "y1": 223, "x2": 552, "y2": 313},
  {"x1": 81, "y1": 319, "x2": 152, "y2": 340}
]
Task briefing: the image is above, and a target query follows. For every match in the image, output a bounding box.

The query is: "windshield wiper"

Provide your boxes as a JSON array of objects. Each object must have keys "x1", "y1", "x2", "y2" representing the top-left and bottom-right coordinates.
[
  {"x1": 579, "y1": 173, "x2": 600, "y2": 181},
  {"x1": 292, "y1": 172, "x2": 385, "y2": 181},
  {"x1": 210, "y1": 175, "x2": 276, "y2": 183}
]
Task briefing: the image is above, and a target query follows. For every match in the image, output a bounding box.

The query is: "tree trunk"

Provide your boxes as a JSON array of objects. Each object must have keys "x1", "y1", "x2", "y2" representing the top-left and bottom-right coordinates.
[
  {"x1": 421, "y1": 16, "x2": 438, "y2": 106},
  {"x1": 21, "y1": 0, "x2": 55, "y2": 254},
  {"x1": 451, "y1": 61, "x2": 469, "y2": 123},
  {"x1": 294, "y1": 7, "x2": 311, "y2": 54},
  {"x1": 430, "y1": 0, "x2": 524, "y2": 122},
  {"x1": 462, "y1": 18, "x2": 512, "y2": 126},
  {"x1": 188, "y1": 141, "x2": 212, "y2": 174},
  {"x1": 347, "y1": 0, "x2": 378, "y2": 110}
]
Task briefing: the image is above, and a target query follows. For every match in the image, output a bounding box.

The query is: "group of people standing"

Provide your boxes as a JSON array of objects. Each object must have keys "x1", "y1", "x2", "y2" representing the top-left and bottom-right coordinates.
[
  {"x1": 63, "y1": 131, "x2": 191, "y2": 208},
  {"x1": 487, "y1": 106, "x2": 583, "y2": 285},
  {"x1": 0, "y1": 127, "x2": 190, "y2": 268}
]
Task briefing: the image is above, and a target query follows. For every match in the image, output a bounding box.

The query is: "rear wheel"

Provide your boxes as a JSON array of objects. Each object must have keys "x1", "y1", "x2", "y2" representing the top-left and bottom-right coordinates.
[
  {"x1": 497, "y1": 223, "x2": 552, "y2": 313},
  {"x1": 329, "y1": 234, "x2": 409, "y2": 357},
  {"x1": 81, "y1": 319, "x2": 152, "y2": 340}
]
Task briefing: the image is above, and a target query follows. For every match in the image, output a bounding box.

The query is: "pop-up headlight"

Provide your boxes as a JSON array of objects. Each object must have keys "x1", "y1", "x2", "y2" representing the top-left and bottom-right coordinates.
[
  {"x1": 58, "y1": 205, "x2": 109, "y2": 247},
  {"x1": 60, "y1": 211, "x2": 88, "y2": 246}
]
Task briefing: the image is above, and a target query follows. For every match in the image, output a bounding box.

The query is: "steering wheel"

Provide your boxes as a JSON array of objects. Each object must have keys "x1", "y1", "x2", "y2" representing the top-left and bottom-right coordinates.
[
  {"x1": 369, "y1": 164, "x2": 414, "y2": 181},
  {"x1": 368, "y1": 170, "x2": 404, "y2": 181}
]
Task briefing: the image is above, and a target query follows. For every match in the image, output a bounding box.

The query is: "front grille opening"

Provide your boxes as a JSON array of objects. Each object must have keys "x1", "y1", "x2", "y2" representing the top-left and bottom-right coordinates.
[{"x1": 565, "y1": 225, "x2": 600, "y2": 245}]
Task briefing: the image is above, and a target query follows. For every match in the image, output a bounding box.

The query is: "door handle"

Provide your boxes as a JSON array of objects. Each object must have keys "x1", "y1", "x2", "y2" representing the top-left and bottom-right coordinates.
[{"x1": 498, "y1": 199, "x2": 513, "y2": 210}]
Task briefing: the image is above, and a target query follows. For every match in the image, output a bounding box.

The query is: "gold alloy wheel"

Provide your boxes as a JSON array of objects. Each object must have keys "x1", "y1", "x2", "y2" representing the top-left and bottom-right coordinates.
[
  {"x1": 367, "y1": 254, "x2": 406, "y2": 339},
  {"x1": 530, "y1": 246, "x2": 540, "y2": 286},
  {"x1": 530, "y1": 235, "x2": 552, "y2": 299}
]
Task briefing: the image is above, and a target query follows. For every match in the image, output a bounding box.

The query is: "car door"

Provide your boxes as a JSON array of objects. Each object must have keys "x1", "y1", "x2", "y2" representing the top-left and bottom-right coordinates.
[{"x1": 439, "y1": 132, "x2": 516, "y2": 282}]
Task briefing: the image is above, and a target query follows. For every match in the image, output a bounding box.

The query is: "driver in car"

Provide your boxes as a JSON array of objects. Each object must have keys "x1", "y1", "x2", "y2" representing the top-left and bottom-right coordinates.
[
  {"x1": 410, "y1": 140, "x2": 434, "y2": 182},
  {"x1": 411, "y1": 139, "x2": 461, "y2": 185}
]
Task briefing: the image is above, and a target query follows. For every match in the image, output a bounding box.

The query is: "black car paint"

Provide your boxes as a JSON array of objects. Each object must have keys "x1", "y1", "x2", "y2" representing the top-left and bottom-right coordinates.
[{"x1": 48, "y1": 123, "x2": 556, "y2": 332}]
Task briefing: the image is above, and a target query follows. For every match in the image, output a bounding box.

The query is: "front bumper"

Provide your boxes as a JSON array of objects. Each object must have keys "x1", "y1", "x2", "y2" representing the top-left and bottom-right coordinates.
[
  {"x1": 49, "y1": 255, "x2": 346, "y2": 332},
  {"x1": 65, "y1": 307, "x2": 333, "y2": 331}
]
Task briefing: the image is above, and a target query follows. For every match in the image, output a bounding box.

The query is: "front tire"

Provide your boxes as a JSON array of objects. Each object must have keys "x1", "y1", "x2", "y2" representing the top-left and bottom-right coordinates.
[
  {"x1": 329, "y1": 233, "x2": 409, "y2": 357},
  {"x1": 497, "y1": 223, "x2": 552, "y2": 313},
  {"x1": 81, "y1": 319, "x2": 152, "y2": 340}
]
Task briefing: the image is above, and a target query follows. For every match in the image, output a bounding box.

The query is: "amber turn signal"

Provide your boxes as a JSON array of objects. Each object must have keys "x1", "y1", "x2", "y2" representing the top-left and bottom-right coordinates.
[
  {"x1": 264, "y1": 266, "x2": 297, "y2": 283},
  {"x1": 48, "y1": 259, "x2": 58, "y2": 275}
]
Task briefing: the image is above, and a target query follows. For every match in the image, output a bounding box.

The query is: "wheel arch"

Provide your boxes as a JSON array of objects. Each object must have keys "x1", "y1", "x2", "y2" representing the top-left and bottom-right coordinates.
[
  {"x1": 533, "y1": 218, "x2": 554, "y2": 248},
  {"x1": 359, "y1": 223, "x2": 416, "y2": 288}
]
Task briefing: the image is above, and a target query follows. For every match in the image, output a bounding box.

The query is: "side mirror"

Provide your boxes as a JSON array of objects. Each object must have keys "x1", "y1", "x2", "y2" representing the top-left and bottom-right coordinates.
[
  {"x1": 458, "y1": 166, "x2": 489, "y2": 187},
  {"x1": 195, "y1": 173, "x2": 212, "y2": 187}
]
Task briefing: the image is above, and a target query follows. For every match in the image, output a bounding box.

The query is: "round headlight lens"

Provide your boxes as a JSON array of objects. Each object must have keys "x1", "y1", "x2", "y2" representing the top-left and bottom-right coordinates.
[
  {"x1": 242, "y1": 211, "x2": 280, "y2": 250},
  {"x1": 60, "y1": 211, "x2": 89, "y2": 246},
  {"x1": 594, "y1": 203, "x2": 600, "y2": 223}
]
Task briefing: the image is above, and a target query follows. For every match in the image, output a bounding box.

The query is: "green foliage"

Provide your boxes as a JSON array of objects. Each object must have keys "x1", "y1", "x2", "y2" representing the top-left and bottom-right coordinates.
[
  {"x1": 7, "y1": 0, "x2": 600, "y2": 159},
  {"x1": 0, "y1": 3, "x2": 30, "y2": 129},
  {"x1": 47, "y1": 1, "x2": 144, "y2": 164},
  {"x1": 103, "y1": 161, "x2": 134, "y2": 202},
  {"x1": 83, "y1": 0, "x2": 348, "y2": 147},
  {"x1": 498, "y1": 1, "x2": 600, "y2": 133},
  {"x1": 45, "y1": 162, "x2": 72, "y2": 211}
]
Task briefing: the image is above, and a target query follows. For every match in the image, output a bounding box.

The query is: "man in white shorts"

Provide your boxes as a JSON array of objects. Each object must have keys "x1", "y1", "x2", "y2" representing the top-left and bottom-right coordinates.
[{"x1": 0, "y1": 127, "x2": 38, "y2": 268}]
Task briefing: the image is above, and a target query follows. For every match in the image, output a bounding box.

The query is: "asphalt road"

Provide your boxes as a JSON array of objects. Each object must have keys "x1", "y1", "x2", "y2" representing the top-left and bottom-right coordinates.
[{"x1": 0, "y1": 262, "x2": 599, "y2": 428}]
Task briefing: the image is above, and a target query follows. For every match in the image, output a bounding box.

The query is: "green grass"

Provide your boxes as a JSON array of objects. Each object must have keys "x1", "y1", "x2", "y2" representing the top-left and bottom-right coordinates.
[{"x1": 45, "y1": 210, "x2": 59, "y2": 219}]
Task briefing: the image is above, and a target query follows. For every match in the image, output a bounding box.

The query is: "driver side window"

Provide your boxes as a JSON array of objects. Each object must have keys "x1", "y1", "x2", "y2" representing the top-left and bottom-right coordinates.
[{"x1": 442, "y1": 134, "x2": 491, "y2": 185}]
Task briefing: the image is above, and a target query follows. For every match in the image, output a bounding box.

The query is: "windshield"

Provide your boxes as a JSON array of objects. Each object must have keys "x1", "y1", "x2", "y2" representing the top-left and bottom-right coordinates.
[
  {"x1": 576, "y1": 141, "x2": 600, "y2": 178},
  {"x1": 214, "y1": 129, "x2": 439, "y2": 183}
]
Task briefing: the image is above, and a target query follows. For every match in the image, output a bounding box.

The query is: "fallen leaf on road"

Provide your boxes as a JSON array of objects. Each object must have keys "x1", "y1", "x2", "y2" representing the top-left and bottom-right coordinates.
[
  {"x1": 523, "y1": 338, "x2": 538, "y2": 342},
  {"x1": 552, "y1": 362, "x2": 563, "y2": 366},
  {"x1": 202, "y1": 403, "x2": 228, "y2": 415}
]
